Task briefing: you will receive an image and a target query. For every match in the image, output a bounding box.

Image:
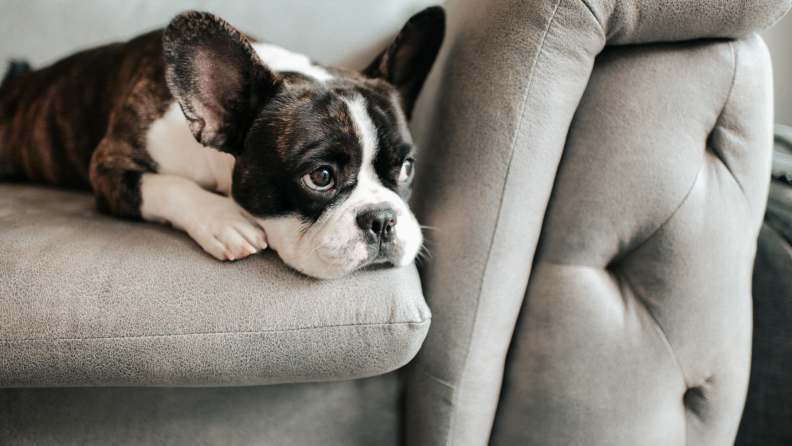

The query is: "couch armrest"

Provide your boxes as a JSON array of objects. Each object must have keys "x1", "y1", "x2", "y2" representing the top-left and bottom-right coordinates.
[{"x1": 0, "y1": 185, "x2": 430, "y2": 387}]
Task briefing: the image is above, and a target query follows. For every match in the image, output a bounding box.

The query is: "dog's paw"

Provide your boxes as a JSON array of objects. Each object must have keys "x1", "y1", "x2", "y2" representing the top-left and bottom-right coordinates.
[{"x1": 185, "y1": 200, "x2": 269, "y2": 261}]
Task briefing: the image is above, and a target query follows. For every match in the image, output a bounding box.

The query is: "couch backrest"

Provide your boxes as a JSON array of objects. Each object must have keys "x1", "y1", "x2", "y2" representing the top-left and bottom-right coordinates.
[{"x1": 489, "y1": 35, "x2": 772, "y2": 446}]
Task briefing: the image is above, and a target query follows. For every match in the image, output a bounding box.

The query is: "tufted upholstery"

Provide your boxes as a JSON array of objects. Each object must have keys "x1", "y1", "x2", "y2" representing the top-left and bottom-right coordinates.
[{"x1": 489, "y1": 36, "x2": 772, "y2": 445}]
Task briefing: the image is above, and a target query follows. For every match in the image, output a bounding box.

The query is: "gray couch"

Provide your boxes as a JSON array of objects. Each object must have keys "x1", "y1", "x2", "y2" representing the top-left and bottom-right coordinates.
[{"x1": 1, "y1": 0, "x2": 789, "y2": 445}]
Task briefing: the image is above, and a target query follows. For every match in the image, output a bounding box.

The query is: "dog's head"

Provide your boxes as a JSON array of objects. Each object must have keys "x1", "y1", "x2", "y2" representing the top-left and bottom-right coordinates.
[{"x1": 163, "y1": 9, "x2": 444, "y2": 278}]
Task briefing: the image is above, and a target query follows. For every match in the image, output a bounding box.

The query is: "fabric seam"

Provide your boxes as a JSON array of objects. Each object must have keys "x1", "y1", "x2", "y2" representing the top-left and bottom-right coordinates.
[
  {"x1": 708, "y1": 40, "x2": 747, "y2": 198},
  {"x1": 0, "y1": 318, "x2": 431, "y2": 343},
  {"x1": 607, "y1": 163, "x2": 705, "y2": 271},
  {"x1": 618, "y1": 272, "x2": 688, "y2": 386},
  {"x1": 579, "y1": 0, "x2": 606, "y2": 36}
]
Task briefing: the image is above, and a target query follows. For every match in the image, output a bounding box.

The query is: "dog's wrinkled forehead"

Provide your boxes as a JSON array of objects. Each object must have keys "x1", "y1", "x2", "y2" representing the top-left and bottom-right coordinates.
[
  {"x1": 269, "y1": 80, "x2": 360, "y2": 162},
  {"x1": 263, "y1": 75, "x2": 414, "y2": 187}
]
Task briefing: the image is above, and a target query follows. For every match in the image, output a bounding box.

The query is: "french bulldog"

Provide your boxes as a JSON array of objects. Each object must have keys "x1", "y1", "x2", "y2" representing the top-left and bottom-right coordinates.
[{"x1": 0, "y1": 7, "x2": 445, "y2": 278}]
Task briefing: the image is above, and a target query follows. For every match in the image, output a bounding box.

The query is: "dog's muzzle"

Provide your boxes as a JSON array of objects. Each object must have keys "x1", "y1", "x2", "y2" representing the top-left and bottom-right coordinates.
[{"x1": 356, "y1": 203, "x2": 401, "y2": 263}]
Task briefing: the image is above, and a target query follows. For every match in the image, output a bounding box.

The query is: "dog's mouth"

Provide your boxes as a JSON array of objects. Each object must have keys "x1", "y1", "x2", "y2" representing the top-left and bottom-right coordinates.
[
  {"x1": 257, "y1": 212, "x2": 421, "y2": 279},
  {"x1": 346, "y1": 245, "x2": 401, "y2": 273},
  {"x1": 311, "y1": 236, "x2": 402, "y2": 278}
]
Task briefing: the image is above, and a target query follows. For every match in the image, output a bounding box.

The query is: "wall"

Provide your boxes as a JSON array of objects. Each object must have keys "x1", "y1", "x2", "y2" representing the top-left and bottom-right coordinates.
[
  {"x1": 0, "y1": 0, "x2": 439, "y2": 72},
  {"x1": 761, "y1": 10, "x2": 792, "y2": 127}
]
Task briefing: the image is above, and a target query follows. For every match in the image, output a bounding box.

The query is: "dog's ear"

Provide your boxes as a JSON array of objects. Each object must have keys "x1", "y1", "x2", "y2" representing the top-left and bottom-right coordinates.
[
  {"x1": 362, "y1": 6, "x2": 445, "y2": 120},
  {"x1": 163, "y1": 11, "x2": 279, "y2": 155}
]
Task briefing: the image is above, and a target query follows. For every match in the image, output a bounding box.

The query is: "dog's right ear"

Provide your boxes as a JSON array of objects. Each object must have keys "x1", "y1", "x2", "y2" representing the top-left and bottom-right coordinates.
[
  {"x1": 362, "y1": 6, "x2": 445, "y2": 120},
  {"x1": 164, "y1": 11, "x2": 280, "y2": 155}
]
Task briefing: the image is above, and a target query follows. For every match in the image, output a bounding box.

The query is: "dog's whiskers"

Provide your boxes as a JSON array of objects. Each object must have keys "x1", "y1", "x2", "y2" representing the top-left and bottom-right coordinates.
[{"x1": 301, "y1": 239, "x2": 332, "y2": 261}]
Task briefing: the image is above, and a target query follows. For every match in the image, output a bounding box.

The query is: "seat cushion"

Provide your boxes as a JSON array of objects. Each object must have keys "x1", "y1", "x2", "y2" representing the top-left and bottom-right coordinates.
[
  {"x1": 0, "y1": 184, "x2": 430, "y2": 387},
  {"x1": 0, "y1": 373, "x2": 403, "y2": 446}
]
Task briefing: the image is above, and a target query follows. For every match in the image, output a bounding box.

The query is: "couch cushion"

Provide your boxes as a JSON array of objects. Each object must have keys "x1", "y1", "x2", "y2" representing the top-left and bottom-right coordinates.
[
  {"x1": 0, "y1": 184, "x2": 430, "y2": 387},
  {"x1": 0, "y1": 373, "x2": 402, "y2": 446}
]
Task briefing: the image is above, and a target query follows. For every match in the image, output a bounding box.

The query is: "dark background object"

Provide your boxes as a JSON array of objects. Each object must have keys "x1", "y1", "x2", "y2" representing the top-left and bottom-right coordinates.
[{"x1": 736, "y1": 127, "x2": 792, "y2": 445}]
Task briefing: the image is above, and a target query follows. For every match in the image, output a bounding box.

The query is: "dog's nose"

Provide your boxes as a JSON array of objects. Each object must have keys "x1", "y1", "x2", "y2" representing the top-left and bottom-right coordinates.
[{"x1": 356, "y1": 206, "x2": 397, "y2": 242}]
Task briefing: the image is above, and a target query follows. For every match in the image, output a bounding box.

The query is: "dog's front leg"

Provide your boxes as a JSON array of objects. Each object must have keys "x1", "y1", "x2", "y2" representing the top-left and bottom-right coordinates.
[
  {"x1": 139, "y1": 173, "x2": 268, "y2": 260},
  {"x1": 90, "y1": 136, "x2": 266, "y2": 261}
]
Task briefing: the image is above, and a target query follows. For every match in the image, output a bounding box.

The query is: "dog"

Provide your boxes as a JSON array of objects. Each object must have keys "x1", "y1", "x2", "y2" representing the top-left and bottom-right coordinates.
[{"x1": 0, "y1": 8, "x2": 444, "y2": 279}]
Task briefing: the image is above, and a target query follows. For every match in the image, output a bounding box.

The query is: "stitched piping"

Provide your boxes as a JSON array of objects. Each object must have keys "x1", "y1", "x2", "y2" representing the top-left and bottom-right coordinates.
[
  {"x1": 0, "y1": 319, "x2": 431, "y2": 343},
  {"x1": 446, "y1": 1, "x2": 562, "y2": 445}
]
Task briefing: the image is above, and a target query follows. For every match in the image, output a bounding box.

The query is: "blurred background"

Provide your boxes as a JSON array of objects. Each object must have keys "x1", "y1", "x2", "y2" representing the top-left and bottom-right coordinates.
[
  {"x1": 0, "y1": 0, "x2": 438, "y2": 73},
  {"x1": 0, "y1": 0, "x2": 791, "y2": 126},
  {"x1": 762, "y1": 11, "x2": 792, "y2": 128}
]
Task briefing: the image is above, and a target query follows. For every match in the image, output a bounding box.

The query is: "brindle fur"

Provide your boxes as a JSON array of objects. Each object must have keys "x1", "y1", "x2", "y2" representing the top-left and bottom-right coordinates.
[{"x1": 0, "y1": 31, "x2": 167, "y2": 218}]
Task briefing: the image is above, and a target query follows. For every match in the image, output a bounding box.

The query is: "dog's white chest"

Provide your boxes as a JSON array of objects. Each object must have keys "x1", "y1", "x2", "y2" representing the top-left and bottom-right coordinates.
[{"x1": 146, "y1": 102, "x2": 235, "y2": 195}]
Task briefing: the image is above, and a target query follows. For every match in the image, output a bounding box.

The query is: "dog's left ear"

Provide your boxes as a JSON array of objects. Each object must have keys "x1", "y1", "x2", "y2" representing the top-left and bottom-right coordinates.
[
  {"x1": 163, "y1": 11, "x2": 280, "y2": 155},
  {"x1": 362, "y1": 6, "x2": 445, "y2": 120}
]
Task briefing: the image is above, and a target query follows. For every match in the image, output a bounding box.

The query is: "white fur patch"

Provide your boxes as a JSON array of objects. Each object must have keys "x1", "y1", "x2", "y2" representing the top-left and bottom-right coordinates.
[
  {"x1": 142, "y1": 104, "x2": 265, "y2": 261},
  {"x1": 140, "y1": 173, "x2": 267, "y2": 261},
  {"x1": 251, "y1": 42, "x2": 333, "y2": 82},
  {"x1": 146, "y1": 102, "x2": 235, "y2": 196},
  {"x1": 342, "y1": 96, "x2": 423, "y2": 268},
  {"x1": 344, "y1": 96, "x2": 378, "y2": 179}
]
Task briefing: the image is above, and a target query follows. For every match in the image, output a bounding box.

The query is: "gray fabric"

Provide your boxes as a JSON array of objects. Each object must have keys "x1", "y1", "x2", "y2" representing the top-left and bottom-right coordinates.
[
  {"x1": 407, "y1": 0, "x2": 786, "y2": 443},
  {"x1": 586, "y1": 0, "x2": 791, "y2": 44},
  {"x1": 489, "y1": 35, "x2": 772, "y2": 446},
  {"x1": 0, "y1": 0, "x2": 787, "y2": 444},
  {"x1": 0, "y1": 184, "x2": 430, "y2": 386},
  {"x1": 0, "y1": 373, "x2": 401, "y2": 446},
  {"x1": 408, "y1": 1, "x2": 605, "y2": 444},
  {"x1": 736, "y1": 149, "x2": 792, "y2": 444}
]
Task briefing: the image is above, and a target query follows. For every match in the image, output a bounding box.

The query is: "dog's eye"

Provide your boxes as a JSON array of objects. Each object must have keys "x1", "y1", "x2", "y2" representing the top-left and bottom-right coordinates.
[
  {"x1": 303, "y1": 166, "x2": 335, "y2": 191},
  {"x1": 398, "y1": 159, "x2": 414, "y2": 183}
]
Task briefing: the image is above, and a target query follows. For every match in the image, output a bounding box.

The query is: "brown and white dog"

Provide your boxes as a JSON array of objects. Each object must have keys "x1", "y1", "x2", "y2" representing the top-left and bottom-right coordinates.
[{"x1": 0, "y1": 8, "x2": 444, "y2": 279}]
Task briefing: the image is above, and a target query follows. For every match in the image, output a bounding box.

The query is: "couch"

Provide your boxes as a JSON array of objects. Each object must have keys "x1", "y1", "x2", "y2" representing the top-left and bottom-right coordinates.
[{"x1": 0, "y1": 0, "x2": 788, "y2": 445}]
